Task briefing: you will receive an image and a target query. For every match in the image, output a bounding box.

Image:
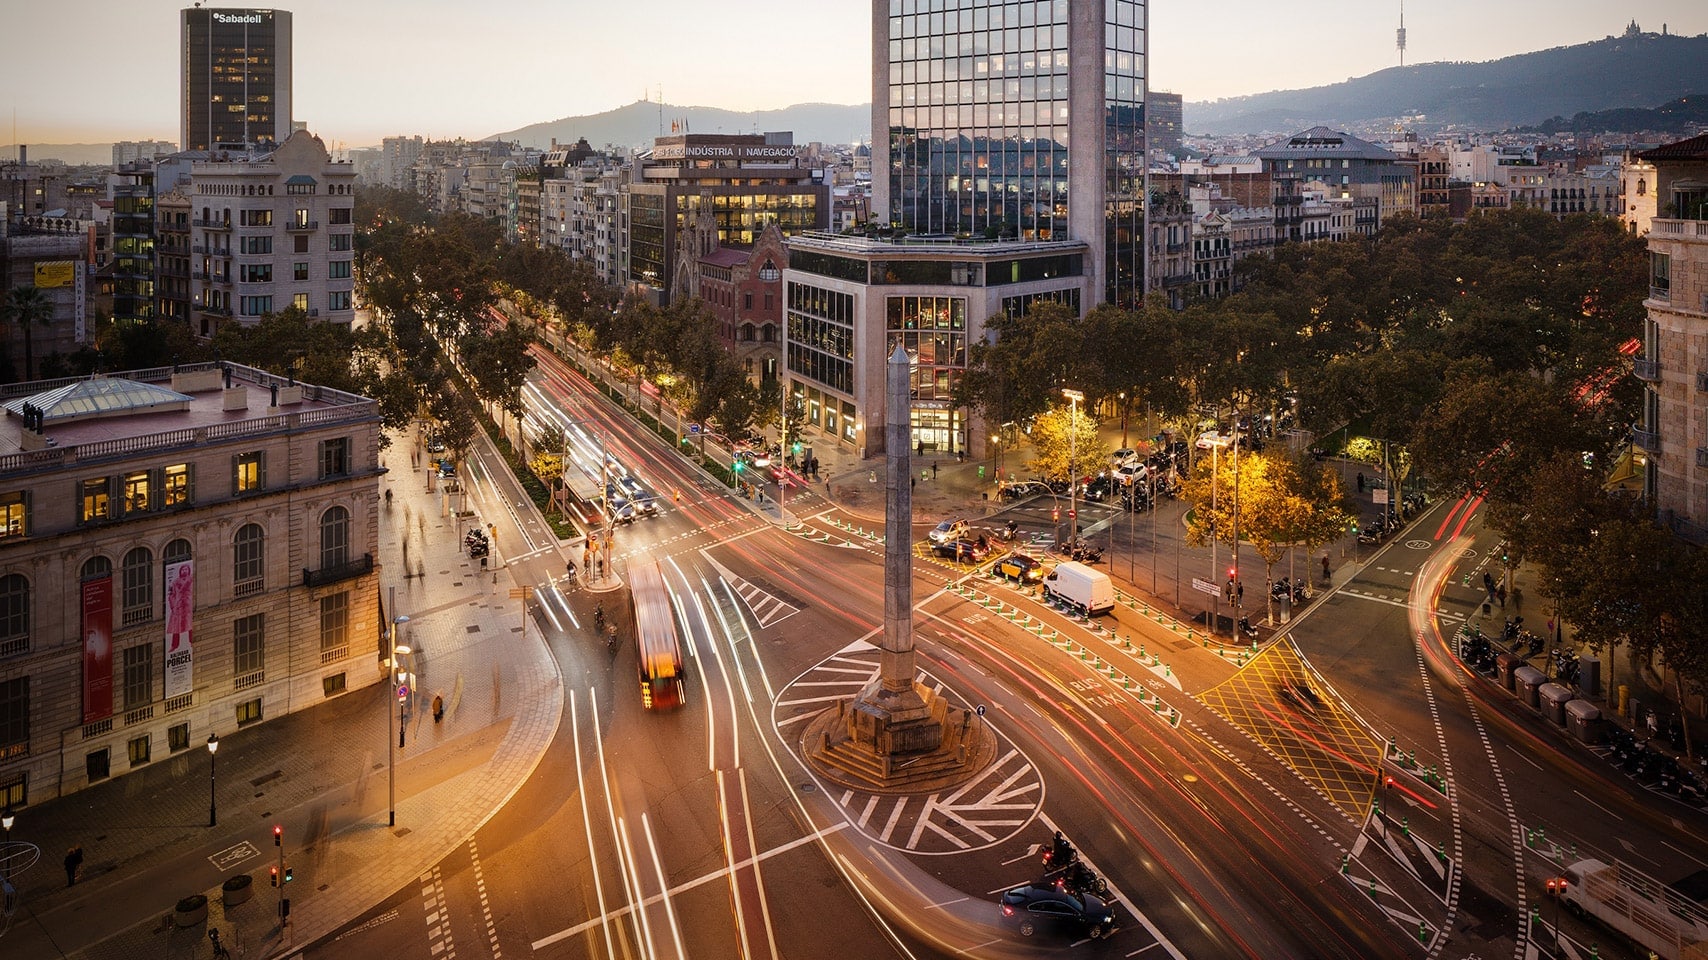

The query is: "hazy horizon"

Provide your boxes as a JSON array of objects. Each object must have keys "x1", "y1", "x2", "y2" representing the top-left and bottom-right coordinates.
[{"x1": 1, "y1": 0, "x2": 1703, "y2": 150}]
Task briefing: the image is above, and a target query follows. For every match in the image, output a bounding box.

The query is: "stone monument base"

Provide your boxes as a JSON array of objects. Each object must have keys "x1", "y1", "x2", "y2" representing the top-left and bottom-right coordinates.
[{"x1": 801, "y1": 685, "x2": 998, "y2": 794}]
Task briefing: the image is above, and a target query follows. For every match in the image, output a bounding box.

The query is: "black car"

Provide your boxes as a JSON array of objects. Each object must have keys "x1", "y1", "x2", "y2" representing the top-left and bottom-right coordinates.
[
  {"x1": 932, "y1": 538, "x2": 991, "y2": 562},
  {"x1": 1000, "y1": 884, "x2": 1115, "y2": 940}
]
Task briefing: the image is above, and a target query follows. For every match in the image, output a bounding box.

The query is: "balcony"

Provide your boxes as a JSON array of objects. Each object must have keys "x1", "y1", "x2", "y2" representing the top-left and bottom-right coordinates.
[
  {"x1": 1632, "y1": 427, "x2": 1660, "y2": 451},
  {"x1": 1697, "y1": 370, "x2": 1708, "y2": 393},
  {"x1": 303, "y1": 552, "x2": 374, "y2": 588},
  {"x1": 1650, "y1": 218, "x2": 1708, "y2": 240},
  {"x1": 1634, "y1": 358, "x2": 1661, "y2": 382},
  {"x1": 194, "y1": 218, "x2": 231, "y2": 231},
  {"x1": 1698, "y1": 448, "x2": 1708, "y2": 469},
  {"x1": 285, "y1": 220, "x2": 320, "y2": 232},
  {"x1": 202, "y1": 304, "x2": 232, "y2": 318}
]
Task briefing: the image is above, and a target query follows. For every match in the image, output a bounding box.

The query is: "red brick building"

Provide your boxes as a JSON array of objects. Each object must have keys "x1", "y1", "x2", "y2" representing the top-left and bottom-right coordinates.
[{"x1": 696, "y1": 223, "x2": 787, "y2": 384}]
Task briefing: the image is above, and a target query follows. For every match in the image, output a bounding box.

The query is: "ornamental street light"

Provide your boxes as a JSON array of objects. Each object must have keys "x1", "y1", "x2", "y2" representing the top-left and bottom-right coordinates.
[
  {"x1": 388, "y1": 583, "x2": 411, "y2": 827},
  {"x1": 206, "y1": 733, "x2": 220, "y2": 828},
  {"x1": 1062, "y1": 389, "x2": 1084, "y2": 548}
]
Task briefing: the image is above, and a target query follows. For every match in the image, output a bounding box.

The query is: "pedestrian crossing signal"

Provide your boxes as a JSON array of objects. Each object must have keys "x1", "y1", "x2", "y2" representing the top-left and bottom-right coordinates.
[{"x1": 284, "y1": 867, "x2": 293, "y2": 883}]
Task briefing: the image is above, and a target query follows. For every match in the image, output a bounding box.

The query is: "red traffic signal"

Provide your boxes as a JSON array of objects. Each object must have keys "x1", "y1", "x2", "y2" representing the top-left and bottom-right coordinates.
[
  {"x1": 270, "y1": 866, "x2": 279, "y2": 887},
  {"x1": 1051, "y1": 508, "x2": 1060, "y2": 521},
  {"x1": 273, "y1": 824, "x2": 283, "y2": 846}
]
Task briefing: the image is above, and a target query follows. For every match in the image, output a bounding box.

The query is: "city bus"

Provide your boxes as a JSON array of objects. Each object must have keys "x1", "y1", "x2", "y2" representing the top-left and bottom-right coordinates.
[{"x1": 628, "y1": 559, "x2": 687, "y2": 710}]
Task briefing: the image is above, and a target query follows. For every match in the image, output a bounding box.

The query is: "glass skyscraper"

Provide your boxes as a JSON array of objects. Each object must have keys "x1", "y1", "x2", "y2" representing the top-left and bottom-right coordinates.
[
  {"x1": 873, "y1": 0, "x2": 1147, "y2": 307},
  {"x1": 181, "y1": 7, "x2": 294, "y2": 152}
]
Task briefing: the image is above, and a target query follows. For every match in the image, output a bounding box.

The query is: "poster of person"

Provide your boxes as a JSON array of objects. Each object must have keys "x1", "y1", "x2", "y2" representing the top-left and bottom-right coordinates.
[
  {"x1": 164, "y1": 559, "x2": 195, "y2": 699},
  {"x1": 81, "y1": 576, "x2": 113, "y2": 723}
]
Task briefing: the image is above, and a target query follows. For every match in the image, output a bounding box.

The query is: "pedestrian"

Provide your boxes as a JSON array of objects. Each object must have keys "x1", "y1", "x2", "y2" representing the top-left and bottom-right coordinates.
[
  {"x1": 917, "y1": 440, "x2": 925, "y2": 457},
  {"x1": 1482, "y1": 571, "x2": 1495, "y2": 597},
  {"x1": 931, "y1": 462, "x2": 939, "y2": 480},
  {"x1": 911, "y1": 477, "x2": 916, "y2": 490},
  {"x1": 1321, "y1": 553, "x2": 1331, "y2": 582},
  {"x1": 1496, "y1": 582, "x2": 1507, "y2": 609},
  {"x1": 825, "y1": 478, "x2": 832, "y2": 495},
  {"x1": 65, "y1": 845, "x2": 83, "y2": 887},
  {"x1": 432, "y1": 693, "x2": 445, "y2": 722},
  {"x1": 1356, "y1": 472, "x2": 1366, "y2": 493},
  {"x1": 1236, "y1": 580, "x2": 1244, "y2": 602}
]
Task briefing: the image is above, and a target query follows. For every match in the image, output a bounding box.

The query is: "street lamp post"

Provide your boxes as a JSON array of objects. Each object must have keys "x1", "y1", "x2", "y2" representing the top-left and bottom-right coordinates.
[
  {"x1": 1063, "y1": 389, "x2": 1084, "y2": 549},
  {"x1": 206, "y1": 733, "x2": 220, "y2": 828},
  {"x1": 388, "y1": 584, "x2": 411, "y2": 828}
]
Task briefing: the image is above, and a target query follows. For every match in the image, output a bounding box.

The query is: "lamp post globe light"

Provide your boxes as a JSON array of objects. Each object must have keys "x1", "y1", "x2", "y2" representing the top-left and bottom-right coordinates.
[
  {"x1": 389, "y1": 622, "x2": 411, "y2": 827},
  {"x1": 1062, "y1": 389, "x2": 1084, "y2": 548},
  {"x1": 206, "y1": 733, "x2": 220, "y2": 828}
]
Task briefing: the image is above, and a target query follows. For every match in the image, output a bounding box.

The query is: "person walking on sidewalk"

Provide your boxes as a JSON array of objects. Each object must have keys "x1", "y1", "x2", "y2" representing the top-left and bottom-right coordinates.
[
  {"x1": 931, "y1": 462, "x2": 938, "y2": 480},
  {"x1": 64, "y1": 845, "x2": 83, "y2": 886},
  {"x1": 1321, "y1": 553, "x2": 1331, "y2": 583}
]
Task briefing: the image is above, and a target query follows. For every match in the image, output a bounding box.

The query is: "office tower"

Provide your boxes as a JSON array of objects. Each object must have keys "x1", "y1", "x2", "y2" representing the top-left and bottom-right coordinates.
[
  {"x1": 870, "y1": 0, "x2": 1148, "y2": 307},
  {"x1": 181, "y1": 7, "x2": 293, "y2": 152}
]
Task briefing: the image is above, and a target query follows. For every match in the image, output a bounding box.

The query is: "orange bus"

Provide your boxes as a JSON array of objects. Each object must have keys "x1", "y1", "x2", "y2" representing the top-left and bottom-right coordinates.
[{"x1": 628, "y1": 559, "x2": 687, "y2": 709}]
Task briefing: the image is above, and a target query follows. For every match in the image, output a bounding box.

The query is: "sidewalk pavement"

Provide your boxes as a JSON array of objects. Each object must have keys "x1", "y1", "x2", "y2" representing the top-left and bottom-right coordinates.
[{"x1": 0, "y1": 432, "x2": 563, "y2": 959}]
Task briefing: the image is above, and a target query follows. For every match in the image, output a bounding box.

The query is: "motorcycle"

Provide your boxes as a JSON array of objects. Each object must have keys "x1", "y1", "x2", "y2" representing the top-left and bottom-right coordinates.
[
  {"x1": 593, "y1": 602, "x2": 606, "y2": 634},
  {"x1": 999, "y1": 520, "x2": 1019, "y2": 542},
  {"x1": 1042, "y1": 833, "x2": 1077, "y2": 872},
  {"x1": 1237, "y1": 616, "x2": 1259, "y2": 639}
]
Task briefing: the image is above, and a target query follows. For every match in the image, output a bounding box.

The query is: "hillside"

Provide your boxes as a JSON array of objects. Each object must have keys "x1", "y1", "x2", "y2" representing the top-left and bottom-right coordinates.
[
  {"x1": 490, "y1": 101, "x2": 870, "y2": 151},
  {"x1": 1514, "y1": 94, "x2": 1708, "y2": 135},
  {"x1": 1188, "y1": 30, "x2": 1708, "y2": 136}
]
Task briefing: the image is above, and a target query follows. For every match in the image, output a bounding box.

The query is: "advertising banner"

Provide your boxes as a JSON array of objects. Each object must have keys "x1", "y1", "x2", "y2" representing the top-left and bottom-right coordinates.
[
  {"x1": 164, "y1": 559, "x2": 195, "y2": 699},
  {"x1": 81, "y1": 577, "x2": 114, "y2": 724}
]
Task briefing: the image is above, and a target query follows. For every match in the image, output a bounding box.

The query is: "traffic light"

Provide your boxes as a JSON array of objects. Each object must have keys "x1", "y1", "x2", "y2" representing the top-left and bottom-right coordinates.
[
  {"x1": 1051, "y1": 507, "x2": 1060, "y2": 522},
  {"x1": 273, "y1": 825, "x2": 283, "y2": 847},
  {"x1": 284, "y1": 867, "x2": 294, "y2": 884},
  {"x1": 270, "y1": 866, "x2": 279, "y2": 887},
  {"x1": 280, "y1": 898, "x2": 291, "y2": 920},
  {"x1": 792, "y1": 440, "x2": 802, "y2": 457},
  {"x1": 732, "y1": 460, "x2": 744, "y2": 474}
]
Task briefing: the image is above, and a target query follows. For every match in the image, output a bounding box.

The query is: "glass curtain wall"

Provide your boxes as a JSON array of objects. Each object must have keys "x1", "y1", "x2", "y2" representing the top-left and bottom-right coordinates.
[
  {"x1": 886, "y1": 0, "x2": 1072, "y2": 240},
  {"x1": 1105, "y1": 0, "x2": 1146, "y2": 308}
]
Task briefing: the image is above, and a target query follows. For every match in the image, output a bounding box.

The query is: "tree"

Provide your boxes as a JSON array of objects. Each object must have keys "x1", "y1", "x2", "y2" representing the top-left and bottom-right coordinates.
[
  {"x1": 1025, "y1": 404, "x2": 1104, "y2": 485},
  {"x1": 428, "y1": 389, "x2": 477, "y2": 464},
  {"x1": 459, "y1": 319, "x2": 536, "y2": 452},
  {"x1": 2, "y1": 285, "x2": 55, "y2": 382}
]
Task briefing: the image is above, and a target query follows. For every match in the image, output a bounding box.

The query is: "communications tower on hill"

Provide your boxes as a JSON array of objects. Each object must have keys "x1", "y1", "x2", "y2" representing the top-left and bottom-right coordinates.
[{"x1": 1397, "y1": 0, "x2": 1408, "y2": 66}]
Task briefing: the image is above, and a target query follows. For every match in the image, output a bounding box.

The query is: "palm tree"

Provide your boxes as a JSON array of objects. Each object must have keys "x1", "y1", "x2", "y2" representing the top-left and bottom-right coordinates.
[{"x1": 2, "y1": 285, "x2": 55, "y2": 382}]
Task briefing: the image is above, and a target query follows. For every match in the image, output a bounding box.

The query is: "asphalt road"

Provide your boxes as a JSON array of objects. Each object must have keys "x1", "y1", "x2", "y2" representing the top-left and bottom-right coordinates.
[{"x1": 299, "y1": 352, "x2": 1708, "y2": 960}]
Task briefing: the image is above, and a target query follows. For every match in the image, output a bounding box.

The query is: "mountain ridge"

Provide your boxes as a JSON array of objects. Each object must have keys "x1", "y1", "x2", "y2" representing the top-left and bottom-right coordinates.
[{"x1": 1186, "y1": 30, "x2": 1708, "y2": 135}]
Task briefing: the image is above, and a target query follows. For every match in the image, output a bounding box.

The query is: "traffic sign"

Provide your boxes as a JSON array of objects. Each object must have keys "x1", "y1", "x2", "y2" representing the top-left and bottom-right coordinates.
[
  {"x1": 975, "y1": 704, "x2": 986, "y2": 717},
  {"x1": 1191, "y1": 577, "x2": 1221, "y2": 597},
  {"x1": 396, "y1": 684, "x2": 410, "y2": 702},
  {"x1": 689, "y1": 423, "x2": 701, "y2": 434}
]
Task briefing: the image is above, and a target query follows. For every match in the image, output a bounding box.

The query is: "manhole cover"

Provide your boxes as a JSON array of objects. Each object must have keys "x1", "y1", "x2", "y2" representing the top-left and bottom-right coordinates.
[{"x1": 798, "y1": 782, "x2": 816, "y2": 793}]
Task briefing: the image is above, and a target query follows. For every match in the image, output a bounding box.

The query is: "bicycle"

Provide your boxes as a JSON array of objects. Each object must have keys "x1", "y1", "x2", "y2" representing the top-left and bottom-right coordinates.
[
  {"x1": 593, "y1": 603, "x2": 605, "y2": 634},
  {"x1": 209, "y1": 929, "x2": 233, "y2": 960}
]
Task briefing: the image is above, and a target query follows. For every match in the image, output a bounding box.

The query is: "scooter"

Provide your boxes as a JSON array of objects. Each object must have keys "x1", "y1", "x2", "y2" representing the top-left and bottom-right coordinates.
[{"x1": 1237, "y1": 616, "x2": 1259, "y2": 639}]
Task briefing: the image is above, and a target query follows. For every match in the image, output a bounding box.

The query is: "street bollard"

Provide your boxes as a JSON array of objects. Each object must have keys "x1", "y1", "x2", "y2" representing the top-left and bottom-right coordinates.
[
  {"x1": 1401, "y1": 816, "x2": 1409, "y2": 836},
  {"x1": 1341, "y1": 854, "x2": 1349, "y2": 874},
  {"x1": 1418, "y1": 921, "x2": 1428, "y2": 943},
  {"x1": 1526, "y1": 829, "x2": 1534, "y2": 848},
  {"x1": 1437, "y1": 840, "x2": 1447, "y2": 861}
]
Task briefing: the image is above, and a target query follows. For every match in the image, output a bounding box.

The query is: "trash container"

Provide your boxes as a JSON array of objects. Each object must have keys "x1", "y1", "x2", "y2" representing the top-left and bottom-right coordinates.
[
  {"x1": 1513, "y1": 665, "x2": 1546, "y2": 709},
  {"x1": 1578, "y1": 656, "x2": 1601, "y2": 698},
  {"x1": 1565, "y1": 700, "x2": 1604, "y2": 743},
  {"x1": 1539, "y1": 683, "x2": 1573, "y2": 725},
  {"x1": 1496, "y1": 653, "x2": 1521, "y2": 691}
]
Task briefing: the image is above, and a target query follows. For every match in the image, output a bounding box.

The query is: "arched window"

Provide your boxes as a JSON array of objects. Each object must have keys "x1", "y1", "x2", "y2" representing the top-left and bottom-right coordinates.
[
  {"x1": 122, "y1": 547, "x2": 155, "y2": 625},
  {"x1": 319, "y1": 505, "x2": 350, "y2": 570},
  {"x1": 234, "y1": 524, "x2": 265, "y2": 595},
  {"x1": 82, "y1": 556, "x2": 112, "y2": 581},
  {"x1": 0, "y1": 573, "x2": 29, "y2": 654},
  {"x1": 164, "y1": 538, "x2": 192, "y2": 564},
  {"x1": 1637, "y1": 178, "x2": 1647, "y2": 196}
]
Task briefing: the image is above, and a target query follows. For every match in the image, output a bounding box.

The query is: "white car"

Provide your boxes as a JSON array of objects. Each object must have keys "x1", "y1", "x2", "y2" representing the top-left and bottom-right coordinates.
[
  {"x1": 1109, "y1": 448, "x2": 1139, "y2": 469},
  {"x1": 1195, "y1": 430, "x2": 1234, "y2": 450},
  {"x1": 929, "y1": 519, "x2": 969, "y2": 544},
  {"x1": 1114, "y1": 462, "x2": 1148, "y2": 486}
]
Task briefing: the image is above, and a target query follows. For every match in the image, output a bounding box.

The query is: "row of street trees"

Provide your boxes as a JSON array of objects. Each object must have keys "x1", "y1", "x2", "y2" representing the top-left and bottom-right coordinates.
[{"x1": 960, "y1": 208, "x2": 1707, "y2": 719}]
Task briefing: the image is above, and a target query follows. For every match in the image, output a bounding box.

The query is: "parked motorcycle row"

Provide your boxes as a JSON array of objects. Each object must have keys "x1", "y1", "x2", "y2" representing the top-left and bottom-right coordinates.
[
  {"x1": 464, "y1": 526, "x2": 491, "y2": 560},
  {"x1": 1459, "y1": 624, "x2": 1707, "y2": 808},
  {"x1": 1356, "y1": 493, "x2": 1429, "y2": 545},
  {"x1": 1606, "y1": 726, "x2": 1706, "y2": 806}
]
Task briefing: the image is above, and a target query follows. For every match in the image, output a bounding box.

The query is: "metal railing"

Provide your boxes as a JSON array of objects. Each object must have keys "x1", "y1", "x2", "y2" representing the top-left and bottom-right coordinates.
[{"x1": 302, "y1": 552, "x2": 373, "y2": 588}]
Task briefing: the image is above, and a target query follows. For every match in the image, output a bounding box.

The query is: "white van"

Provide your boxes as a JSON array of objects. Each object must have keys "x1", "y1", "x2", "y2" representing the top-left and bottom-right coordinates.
[{"x1": 1043, "y1": 561, "x2": 1115, "y2": 616}]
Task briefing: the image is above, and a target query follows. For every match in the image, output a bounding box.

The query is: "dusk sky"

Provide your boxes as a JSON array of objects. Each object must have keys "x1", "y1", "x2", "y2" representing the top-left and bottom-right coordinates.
[{"x1": 2, "y1": 0, "x2": 1704, "y2": 148}]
